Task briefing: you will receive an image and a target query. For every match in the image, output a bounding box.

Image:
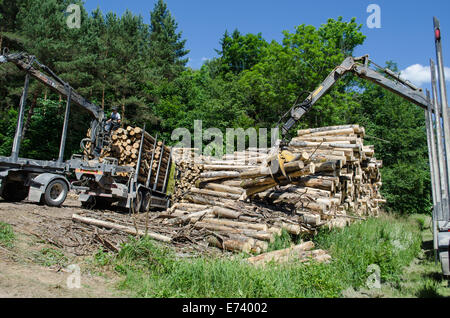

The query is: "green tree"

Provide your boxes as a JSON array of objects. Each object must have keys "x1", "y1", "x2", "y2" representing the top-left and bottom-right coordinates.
[
  {"x1": 149, "y1": 0, "x2": 189, "y2": 81},
  {"x1": 216, "y1": 29, "x2": 268, "y2": 74},
  {"x1": 237, "y1": 17, "x2": 365, "y2": 136}
]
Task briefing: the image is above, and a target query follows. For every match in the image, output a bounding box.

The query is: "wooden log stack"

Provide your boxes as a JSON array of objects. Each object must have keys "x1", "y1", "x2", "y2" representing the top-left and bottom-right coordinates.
[
  {"x1": 168, "y1": 124, "x2": 384, "y2": 254},
  {"x1": 84, "y1": 126, "x2": 172, "y2": 192}
]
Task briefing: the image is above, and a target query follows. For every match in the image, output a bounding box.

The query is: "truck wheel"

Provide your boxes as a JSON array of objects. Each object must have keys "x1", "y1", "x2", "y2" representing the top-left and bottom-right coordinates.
[
  {"x1": 43, "y1": 179, "x2": 68, "y2": 207},
  {"x1": 141, "y1": 192, "x2": 151, "y2": 212},
  {"x1": 94, "y1": 197, "x2": 112, "y2": 210},
  {"x1": 1, "y1": 182, "x2": 29, "y2": 202},
  {"x1": 133, "y1": 191, "x2": 143, "y2": 212}
]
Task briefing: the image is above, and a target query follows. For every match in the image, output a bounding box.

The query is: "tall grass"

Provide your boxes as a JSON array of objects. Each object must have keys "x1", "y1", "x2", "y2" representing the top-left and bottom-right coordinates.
[{"x1": 95, "y1": 214, "x2": 422, "y2": 298}]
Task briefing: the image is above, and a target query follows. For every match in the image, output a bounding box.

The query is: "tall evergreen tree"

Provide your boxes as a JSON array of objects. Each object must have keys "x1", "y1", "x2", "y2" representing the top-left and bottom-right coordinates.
[{"x1": 149, "y1": 0, "x2": 189, "y2": 81}]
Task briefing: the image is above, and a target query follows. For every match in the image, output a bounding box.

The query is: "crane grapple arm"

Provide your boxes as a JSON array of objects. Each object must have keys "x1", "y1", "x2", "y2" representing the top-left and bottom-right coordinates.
[
  {"x1": 279, "y1": 55, "x2": 429, "y2": 139},
  {"x1": 0, "y1": 51, "x2": 103, "y2": 121}
]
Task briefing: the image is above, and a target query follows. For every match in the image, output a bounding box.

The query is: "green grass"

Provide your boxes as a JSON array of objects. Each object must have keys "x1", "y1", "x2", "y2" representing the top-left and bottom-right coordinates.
[
  {"x1": 0, "y1": 221, "x2": 15, "y2": 248},
  {"x1": 375, "y1": 214, "x2": 450, "y2": 298},
  {"x1": 33, "y1": 247, "x2": 68, "y2": 267},
  {"x1": 314, "y1": 214, "x2": 422, "y2": 288},
  {"x1": 93, "y1": 214, "x2": 424, "y2": 298}
]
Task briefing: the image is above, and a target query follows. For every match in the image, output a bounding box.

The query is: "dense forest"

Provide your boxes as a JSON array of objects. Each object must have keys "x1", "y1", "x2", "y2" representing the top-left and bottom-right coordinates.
[{"x1": 0, "y1": 0, "x2": 430, "y2": 214}]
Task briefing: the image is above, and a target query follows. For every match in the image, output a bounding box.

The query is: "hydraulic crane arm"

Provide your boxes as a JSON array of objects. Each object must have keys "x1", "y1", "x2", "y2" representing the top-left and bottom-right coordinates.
[
  {"x1": 0, "y1": 51, "x2": 104, "y2": 122},
  {"x1": 0, "y1": 50, "x2": 108, "y2": 158},
  {"x1": 279, "y1": 55, "x2": 429, "y2": 138}
]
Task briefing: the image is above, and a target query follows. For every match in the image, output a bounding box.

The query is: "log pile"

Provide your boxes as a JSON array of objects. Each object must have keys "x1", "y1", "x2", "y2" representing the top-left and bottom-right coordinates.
[
  {"x1": 168, "y1": 124, "x2": 384, "y2": 254},
  {"x1": 84, "y1": 126, "x2": 172, "y2": 192},
  {"x1": 286, "y1": 124, "x2": 383, "y2": 218}
]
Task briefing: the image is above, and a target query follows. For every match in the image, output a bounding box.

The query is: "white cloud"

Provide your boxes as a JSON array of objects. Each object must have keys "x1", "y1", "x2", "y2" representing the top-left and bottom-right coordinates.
[
  {"x1": 201, "y1": 57, "x2": 210, "y2": 62},
  {"x1": 400, "y1": 64, "x2": 450, "y2": 86}
]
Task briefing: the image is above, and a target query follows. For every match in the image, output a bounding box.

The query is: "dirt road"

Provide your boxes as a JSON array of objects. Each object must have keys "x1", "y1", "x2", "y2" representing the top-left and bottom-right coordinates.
[{"x1": 0, "y1": 198, "x2": 129, "y2": 298}]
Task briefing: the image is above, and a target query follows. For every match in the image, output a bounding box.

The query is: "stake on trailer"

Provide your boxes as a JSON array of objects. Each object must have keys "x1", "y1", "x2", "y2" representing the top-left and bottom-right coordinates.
[
  {"x1": 11, "y1": 73, "x2": 30, "y2": 163},
  {"x1": 58, "y1": 86, "x2": 72, "y2": 163},
  {"x1": 431, "y1": 58, "x2": 449, "y2": 221},
  {"x1": 433, "y1": 17, "x2": 450, "y2": 223}
]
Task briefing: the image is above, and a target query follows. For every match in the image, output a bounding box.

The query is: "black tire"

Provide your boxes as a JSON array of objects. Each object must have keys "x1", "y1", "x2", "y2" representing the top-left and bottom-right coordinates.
[
  {"x1": 94, "y1": 197, "x2": 112, "y2": 210},
  {"x1": 141, "y1": 192, "x2": 152, "y2": 212},
  {"x1": 81, "y1": 196, "x2": 112, "y2": 210},
  {"x1": 133, "y1": 192, "x2": 142, "y2": 213},
  {"x1": 43, "y1": 179, "x2": 68, "y2": 207},
  {"x1": 1, "y1": 182, "x2": 29, "y2": 202},
  {"x1": 81, "y1": 197, "x2": 95, "y2": 209}
]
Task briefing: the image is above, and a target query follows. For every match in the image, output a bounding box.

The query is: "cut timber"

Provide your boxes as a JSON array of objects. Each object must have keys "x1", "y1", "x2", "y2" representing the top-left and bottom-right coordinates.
[
  {"x1": 207, "y1": 236, "x2": 253, "y2": 253},
  {"x1": 199, "y1": 171, "x2": 240, "y2": 179},
  {"x1": 189, "y1": 187, "x2": 241, "y2": 200},
  {"x1": 246, "y1": 241, "x2": 315, "y2": 266},
  {"x1": 72, "y1": 214, "x2": 172, "y2": 242},
  {"x1": 212, "y1": 206, "x2": 241, "y2": 219},
  {"x1": 297, "y1": 125, "x2": 360, "y2": 136},
  {"x1": 190, "y1": 218, "x2": 268, "y2": 232},
  {"x1": 193, "y1": 222, "x2": 274, "y2": 242},
  {"x1": 203, "y1": 183, "x2": 244, "y2": 194}
]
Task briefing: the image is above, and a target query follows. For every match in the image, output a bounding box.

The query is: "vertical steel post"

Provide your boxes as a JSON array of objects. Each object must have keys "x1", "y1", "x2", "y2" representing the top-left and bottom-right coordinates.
[
  {"x1": 433, "y1": 17, "x2": 450, "y2": 222},
  {"x1": 153, "y1": 141, "x2": 165, "y2": 191},
  {"x1": 162, "y1": 147, "x2": 172, "y2": 194},
  {"x1": 431, "y1": 59, "x2": 448, "y2": 221},
  {"x1": 425, "y1": 90, "x2": 440, "y2": 254},
  {"x1": 146, "y1": 134, "x2": 158, "y2": 188},
  {"x1": 426, "y1": 91, "x2": 437, "y2": 206},
  {"x1": 58, "y1": 87, "x2": 72, "y2": 163},
  {"x1": 11, "y1": 73, "x2": 30, "y2": 162},
  {"x1": 134, "y1": 125, "x2": 146, "y2": 185}
]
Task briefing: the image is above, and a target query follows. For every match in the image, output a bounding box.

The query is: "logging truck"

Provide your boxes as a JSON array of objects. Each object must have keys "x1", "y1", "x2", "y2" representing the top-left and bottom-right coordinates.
[{"x1": 0, "y1": 50, "x2": 170, "y2": 211}]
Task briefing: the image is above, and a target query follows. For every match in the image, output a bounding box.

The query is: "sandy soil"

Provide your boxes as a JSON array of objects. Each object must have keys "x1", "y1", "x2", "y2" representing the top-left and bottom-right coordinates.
[{"x1": 0, "y1": 197, "x2": 129, "y2": 298}]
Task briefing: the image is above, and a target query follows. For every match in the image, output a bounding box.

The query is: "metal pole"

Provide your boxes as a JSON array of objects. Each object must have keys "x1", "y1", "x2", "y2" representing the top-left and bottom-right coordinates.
[
  {"x1": 433, "y1": 17, "x2": 450, "y2": 222},
  {"x1": 134, "y1": 124, "x2": 146, "y2": 185},
  {"x1": 162, "y1": 147, "x2": 172, "y2": 194},
  {"x1": 425, "y1": 90, "x2": 440, "y2": 254},
  {"x1": 431, "y1": 59, "x2": 448, "y2": 221},
  {"x1": 153, "y1": 140, "x2": 165, "y2": 191},
  {"x1": 11, "y1": 73, "x2": 30, "y2": 162},
  {"x1": 426, "y1": 91, "x2": 438, "y2": 206},
  {"x1": 58, "y1": 86, "x2": 71, "y2": 163},
  {"x1": 146, "y1": 134, "x2": 158, "y2": 188}
]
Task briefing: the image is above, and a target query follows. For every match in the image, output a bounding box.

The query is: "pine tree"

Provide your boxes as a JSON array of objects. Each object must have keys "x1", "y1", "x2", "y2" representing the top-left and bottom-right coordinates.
[{"x1": 149, "y1": 0, "x2": 189, "y2": 81}]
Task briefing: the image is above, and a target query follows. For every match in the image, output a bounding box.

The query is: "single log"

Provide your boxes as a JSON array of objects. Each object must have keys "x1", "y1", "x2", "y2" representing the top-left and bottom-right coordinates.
[
  {"x1": 212, "y1": 206, "x2": 241, "y2": 219},
  {"x1": 203, "y1": 183, "x2": 244, "y2": 194},
  {"x1": 72, "y1": 214, "x2": 172, "y2": 242},
  {"x1": 191, "y1": 217, "x2": 268, "y2": 232},
  {"x1": 199, "y1": 171, "x2": 240, "y2": 179},
  {"x1": 297, "y1": 125, "x2": 359, "y2": 136},
  {"x1": 189, "y1": 187, "x2": 241, "y2": 200},
  {"x1": 207, "y1": 235, "x2": 253, "y2": 253},
  {"x1": 246, "y1": 241, "x2": 315, "y2": 266},
  {"x1": 194, "y1": 222, "x2": 274, "y2": 242}
]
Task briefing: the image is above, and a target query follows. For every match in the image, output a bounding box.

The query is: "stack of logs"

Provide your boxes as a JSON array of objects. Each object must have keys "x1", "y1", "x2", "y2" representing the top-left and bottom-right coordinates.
[
  {"x1": 84, "y1": 126, "x2": 171, "y2": 191},
  {"x1": 285, "y1": 124, "x2": 384, "y2": 220},
  {"x1": 168, "y1": 124, "x2": 384, "y2": 254}
]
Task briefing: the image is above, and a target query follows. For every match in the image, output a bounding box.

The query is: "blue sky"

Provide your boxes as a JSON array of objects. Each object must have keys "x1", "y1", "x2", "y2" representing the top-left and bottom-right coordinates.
[{"x1": 84, "y1": 0, "x2": 450, "y2": 93}]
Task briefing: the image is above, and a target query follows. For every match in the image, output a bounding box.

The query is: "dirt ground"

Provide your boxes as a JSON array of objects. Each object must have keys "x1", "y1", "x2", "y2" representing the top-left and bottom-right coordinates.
[{"x1": 0, "y1": 196, "x2": 130, "y2": 298}]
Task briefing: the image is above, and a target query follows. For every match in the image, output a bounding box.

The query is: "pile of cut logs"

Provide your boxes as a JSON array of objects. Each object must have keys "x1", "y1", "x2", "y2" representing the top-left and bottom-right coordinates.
[
  {"x1": 84, "y1": 126, "x2": 171, "y2": 191},
  {"x1": 168, "y1": 124, "x2": 384, "y2": 254}
]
